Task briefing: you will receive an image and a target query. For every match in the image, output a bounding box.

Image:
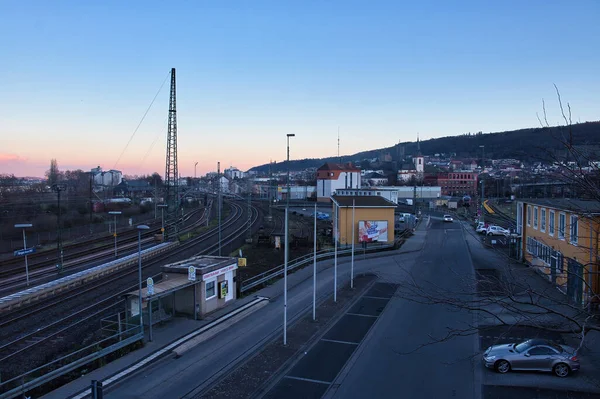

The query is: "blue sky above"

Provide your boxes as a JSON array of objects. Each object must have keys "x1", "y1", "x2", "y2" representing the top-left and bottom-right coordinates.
[{"x1": 1, "y1": 0, "x2": 599, "y2": 177}]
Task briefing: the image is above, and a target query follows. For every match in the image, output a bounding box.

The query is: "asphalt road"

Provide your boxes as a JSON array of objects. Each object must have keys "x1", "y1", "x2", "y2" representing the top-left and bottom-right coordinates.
[{"x1": 323, "y1": 218, "x2": 479, "y2": 399}]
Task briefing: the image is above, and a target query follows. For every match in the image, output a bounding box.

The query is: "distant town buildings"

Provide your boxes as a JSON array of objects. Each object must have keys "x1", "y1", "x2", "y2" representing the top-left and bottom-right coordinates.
[{"x1": 316, "y1": 162, "x2": 361, "y2": 202}]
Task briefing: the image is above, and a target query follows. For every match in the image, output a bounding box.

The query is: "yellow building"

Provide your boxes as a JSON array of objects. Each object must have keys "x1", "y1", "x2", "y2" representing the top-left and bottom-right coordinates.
[
  {"x1": 331, "y1": 195, "x2": 397, "y2": 246},
  {"x1": 517, "y1": 199, "x2": 600, "y2": 308}
]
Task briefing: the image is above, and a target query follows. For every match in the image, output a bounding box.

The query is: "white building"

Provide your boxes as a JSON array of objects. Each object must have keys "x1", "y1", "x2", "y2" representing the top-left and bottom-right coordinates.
[
  {"x1": 218, "y1": 176, "x2": 230, "y2": 193},
  {"x1": 224, "y1": 167, "x2": 244, "y2": 179},
  {"x1": 91, "y1": 166, "x2": 122, "y2": 186},
  {"x1": 334, "y1": 186, "x2": 442, "y2": 204},
  {"x1": 316, "y1": 162, "x2": 361, "y2": 202},
  {"x1": 362, "y1": 172, "x2": 388, "y2": 186}
]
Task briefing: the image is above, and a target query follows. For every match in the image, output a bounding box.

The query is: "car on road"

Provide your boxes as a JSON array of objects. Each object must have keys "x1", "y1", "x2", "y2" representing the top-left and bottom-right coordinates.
[
  {"x1": 483, "y1": 339, "x2": 579, "y2": 377},
  {"x1": 486, "y1": 225, "x2": 510, "y2": 236},
  {"x1": 443, "y1": 215, "x2": 453, "y2": 222}
]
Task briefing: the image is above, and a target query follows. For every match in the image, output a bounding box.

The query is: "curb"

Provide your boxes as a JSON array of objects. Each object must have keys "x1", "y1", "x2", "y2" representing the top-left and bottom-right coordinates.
[{"x1": 67, "y1": 296, "x2": 269, "y2": 399}]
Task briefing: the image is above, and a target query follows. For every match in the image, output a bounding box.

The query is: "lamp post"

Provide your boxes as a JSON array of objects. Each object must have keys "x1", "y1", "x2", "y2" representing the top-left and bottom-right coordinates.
[
  {"x1": 286, "y1": 134, "x2": 295, "y2": 208},
  {"x1": 313, "y1": 203, "x2": 317, "y2": 321},
  {"x1": 137, "y1": 224, "x2": 150, "y2": 337},
  {"x1": 108, "y1": 211, "x2": 121, "y2": 258},
  {"x1": 158, "y1": 205, "x2": 168, "y2": 241},
  {"x1": 15, "y1": 223, "x2": 33, "y2": 286},
  {"x1": 283, "y1": 133, "x2": 295, "y2": 346},
  {"x1": 194, "y1": 162, "x2": 198, "y2": 180}
]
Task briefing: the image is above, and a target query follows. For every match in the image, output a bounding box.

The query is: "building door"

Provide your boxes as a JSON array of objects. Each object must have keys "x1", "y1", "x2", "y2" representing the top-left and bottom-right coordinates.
[
  {"x1": 567, "y1": 258, "x2": 583, "y2": 305},
  {"x1": 225, "y1": 271, "x2": 234, "y2": 301}
]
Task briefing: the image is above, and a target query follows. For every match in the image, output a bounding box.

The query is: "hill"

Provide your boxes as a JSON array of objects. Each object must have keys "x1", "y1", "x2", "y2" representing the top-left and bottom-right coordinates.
[{"x1": 248, "y1": 121, "x2": 600, "y2": 173}]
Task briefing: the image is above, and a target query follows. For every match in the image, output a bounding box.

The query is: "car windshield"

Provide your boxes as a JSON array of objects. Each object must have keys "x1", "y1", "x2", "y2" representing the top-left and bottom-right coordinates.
[
  {"x1": 514, "y1": 340, "x2": 563, "y2": 354},
  {"x1": 514, "y1": 340, "x2": 532, "y2": 353}
]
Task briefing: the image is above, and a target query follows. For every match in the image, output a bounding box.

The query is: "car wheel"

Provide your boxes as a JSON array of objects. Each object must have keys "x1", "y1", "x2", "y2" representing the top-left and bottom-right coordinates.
[
  {"x1": 494, "y1": 360, "x2": 511, "y2": 374},
  {"x1": 553, "y1": 363, "x2": 570, "y2": 377}
]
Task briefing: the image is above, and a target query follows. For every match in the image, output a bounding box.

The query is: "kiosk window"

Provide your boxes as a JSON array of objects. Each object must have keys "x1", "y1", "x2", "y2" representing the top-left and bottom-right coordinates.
[{"x1": 206, "y1": 280, "x2": 216, "y2": 299}]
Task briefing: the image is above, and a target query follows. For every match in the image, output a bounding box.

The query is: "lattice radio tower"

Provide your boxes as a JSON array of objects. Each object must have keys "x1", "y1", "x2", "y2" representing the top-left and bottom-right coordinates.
[{"x1": 164, "y1": 68, "x2": 179, "y2": 238}]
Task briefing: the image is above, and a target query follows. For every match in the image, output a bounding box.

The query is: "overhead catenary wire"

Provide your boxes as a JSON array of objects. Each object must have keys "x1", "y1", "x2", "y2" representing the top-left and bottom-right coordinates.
[
  {"x1": 140, "y1": 117, "x2": 169, "y2": 167},
  {"x1": 113, "y1": 70, "x2": 171, "y2": 169}
]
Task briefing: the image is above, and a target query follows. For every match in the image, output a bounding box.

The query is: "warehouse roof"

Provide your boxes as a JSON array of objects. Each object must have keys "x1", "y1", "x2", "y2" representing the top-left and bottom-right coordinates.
[{"x1": 331, "y1": 195, "x2": 397, "y2": 208}]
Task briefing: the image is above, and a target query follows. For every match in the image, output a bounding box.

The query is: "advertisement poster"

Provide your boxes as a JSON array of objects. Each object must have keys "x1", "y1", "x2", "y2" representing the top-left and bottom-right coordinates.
[{"x1": 358, "y1": 221, "x2": 388, "y2": 243}]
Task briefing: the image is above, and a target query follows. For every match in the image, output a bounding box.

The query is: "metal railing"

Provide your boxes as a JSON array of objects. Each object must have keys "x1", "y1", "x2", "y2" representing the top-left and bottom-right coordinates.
[
  {"x1": 240, "y1": 230, "x2": 411, "y2": 293},
  {"x1": 0, "y1": 325, "x2": 142, "y2": 399}
]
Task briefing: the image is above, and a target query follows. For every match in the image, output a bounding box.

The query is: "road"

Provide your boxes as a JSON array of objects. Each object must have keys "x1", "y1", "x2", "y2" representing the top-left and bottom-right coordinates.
[{"x1": 323, "y1": 216, "x2": 479, "y2": 399}]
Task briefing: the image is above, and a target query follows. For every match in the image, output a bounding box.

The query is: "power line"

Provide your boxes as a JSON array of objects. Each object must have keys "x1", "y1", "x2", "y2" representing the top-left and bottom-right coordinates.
[
  {"x1": 113, "y1": 70, "x2": 171, "y2": 169},
  {"x1": 140, "y1": 117, "x2": 169, "y2": 167}
]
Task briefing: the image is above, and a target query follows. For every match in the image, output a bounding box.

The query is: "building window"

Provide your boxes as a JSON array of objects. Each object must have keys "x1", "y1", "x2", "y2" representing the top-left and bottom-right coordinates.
[
  {"x1": 527, "y1": 205, "x2": 532, "y2": 226},
  {"x1": 558, "y1": 212, "x2": 566, "y2": 240},
  {"x1": 540, "y1": 208, "x2": 546, "y2": 232},
  {"x1": 549, "y1": 210, "x2": 555, "y2": 236},
  {"x1": 570, "y1": 215, "x2": 578, "y2": 245},
  {"x1": 533, "y1": 206, "x2": 538, "y2": 229},
  {"x1": 206, "y1": 279, "x2": 216, "y2": 300}
]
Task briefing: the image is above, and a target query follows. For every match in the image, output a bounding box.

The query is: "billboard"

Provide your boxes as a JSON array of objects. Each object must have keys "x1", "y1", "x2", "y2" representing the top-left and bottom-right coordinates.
[{"x1": 358, "y1": 221, "x2": 388, "y2": 243}]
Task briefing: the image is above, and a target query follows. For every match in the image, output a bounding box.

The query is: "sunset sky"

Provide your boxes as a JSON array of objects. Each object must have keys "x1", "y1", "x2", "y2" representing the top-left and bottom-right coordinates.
[{"x1": 1, "y1": 0, "x2": 599, "y2": 178}]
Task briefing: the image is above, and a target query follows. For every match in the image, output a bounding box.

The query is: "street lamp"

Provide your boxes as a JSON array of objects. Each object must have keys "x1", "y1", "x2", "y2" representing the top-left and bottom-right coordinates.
[
  {"x1": 194, "y1": 162, "x2": 198, "y2": 180},
  {"x1": 158, "y1": 205, "x2": 168, "y2": 241},
  {"x1": 15, "y1": 223, "x2": 33, "y2": 286},
  {"x1": 137, "y1": 224, "x2": 150, "y2": 337},
  {"x1": 108, "y1": 211, "x2": 122, "y2": 258},
  {"x1": 284, "y1": 133, "x2": 295, "y2": 346}
]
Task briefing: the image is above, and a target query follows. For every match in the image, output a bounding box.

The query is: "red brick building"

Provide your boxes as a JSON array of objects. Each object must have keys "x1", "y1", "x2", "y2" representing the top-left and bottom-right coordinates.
[{"x1": 437, "y1": 172, "x2": 479, "y2": 196}]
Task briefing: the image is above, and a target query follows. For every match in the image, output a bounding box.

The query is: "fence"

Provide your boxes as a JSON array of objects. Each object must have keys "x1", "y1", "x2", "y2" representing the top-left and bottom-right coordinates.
[
  {"x1": 0, "y1": 321, "x2": 142, "y2": 399},
  {"x1": 241, "y1": 230, "x2": 412, "y2": 293}
]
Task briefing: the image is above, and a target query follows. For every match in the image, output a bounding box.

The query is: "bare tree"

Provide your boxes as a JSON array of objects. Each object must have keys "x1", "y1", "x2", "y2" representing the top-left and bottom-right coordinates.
[{"x1": 45, "y1": 158, "x2": 63, "y2": 186}]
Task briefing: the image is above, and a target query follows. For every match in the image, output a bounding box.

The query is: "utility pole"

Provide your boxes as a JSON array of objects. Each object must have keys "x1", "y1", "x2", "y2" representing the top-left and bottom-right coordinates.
[
  {"x1": 268, "y1": 160, "x2": 273, "y2": 220},
  {"x1": 164, "y1": 67, "x2": 179, "y2": 239},
  {"x1": 246, "y1": 178, "x2": 252, "y2": 243},
  {"x1": 217, "y1": 161, "x2": 222, "y2": 256},
  {"x1": 89, "y1": 172, "x2": 93, "y2": 235},
  {"x1": 287, "y1": 134, "x2": 295, "y2": 209},
  {"x1": 52, "y1": 184, "x2": 66, "y2": 273}
]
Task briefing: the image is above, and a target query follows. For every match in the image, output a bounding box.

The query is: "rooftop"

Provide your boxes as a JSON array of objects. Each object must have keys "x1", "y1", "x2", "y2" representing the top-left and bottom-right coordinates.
[
  {"x1": 331, "y1": 195, "x2": 397, "y2": 208},
  {"x1": 520, "y1": 198, "x2": 600, "y2": 214},
  {"x1": 317, "y1": 162, "x2": 360, "y2": 172},
  {"x1": 161, "y1": 255, "x2": 237, "y2": 274}
]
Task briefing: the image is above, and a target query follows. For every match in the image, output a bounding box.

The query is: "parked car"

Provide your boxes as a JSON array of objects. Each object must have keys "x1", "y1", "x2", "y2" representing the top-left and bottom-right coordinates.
[
  {"x1": 443, "y1": 215, "x2": 453, "y2": 222},
  {"x1": 486, "y1": 225, "x2": 509, "y2": 236},
  {"x1": 483, "y1": 339, "x2": 579, "y2": 377},
  {"x1": 476, "y1": 222, "x2": 487, "y2": 234}
]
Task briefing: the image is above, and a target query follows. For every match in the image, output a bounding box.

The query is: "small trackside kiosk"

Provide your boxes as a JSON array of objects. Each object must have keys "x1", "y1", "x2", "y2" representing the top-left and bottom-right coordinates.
[{"x1": 124, "y1": 256, "x2": 239, "y2": 339}]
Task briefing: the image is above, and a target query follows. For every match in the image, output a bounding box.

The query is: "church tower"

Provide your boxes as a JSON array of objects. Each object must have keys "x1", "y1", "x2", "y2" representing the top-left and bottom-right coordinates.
[{"x1": 414, "y1": 134, "x2": 424, "y2": 174}]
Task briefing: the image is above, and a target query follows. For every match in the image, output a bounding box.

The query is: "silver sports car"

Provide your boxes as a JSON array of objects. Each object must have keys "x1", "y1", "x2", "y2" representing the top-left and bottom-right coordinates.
[{"x1": 483, "y1": 338, "x2": 579, "y2": 377}]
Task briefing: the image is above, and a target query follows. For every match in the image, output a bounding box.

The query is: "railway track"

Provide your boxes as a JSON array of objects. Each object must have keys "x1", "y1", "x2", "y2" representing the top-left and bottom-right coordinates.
[
  {"x1": 0, "y1": 207, "x2": 206, "y2": 279},
  {"x1": 0, "y1": 207, "x2": 208, "y2": 291},
  {"x1": 484, "y1": 200, "x2": 516, "y2": 229},
  {"x1": 0, "y1": 200, "x2": 258, "y2": 390}
]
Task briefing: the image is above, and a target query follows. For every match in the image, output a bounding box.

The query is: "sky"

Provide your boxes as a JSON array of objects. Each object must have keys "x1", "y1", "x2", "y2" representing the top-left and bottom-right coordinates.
[{"x1": 1, "y1": 0, "x2": 599, "y2": 178}]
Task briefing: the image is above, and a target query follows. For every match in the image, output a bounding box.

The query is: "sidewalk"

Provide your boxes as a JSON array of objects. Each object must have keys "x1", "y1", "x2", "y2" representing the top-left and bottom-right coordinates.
[
  {"x1": 41, "y1": 221, "x2": 429, "y2": 399},
  {"x1": 462, "y1": 221, "x2": 600, "y2": 391}
]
